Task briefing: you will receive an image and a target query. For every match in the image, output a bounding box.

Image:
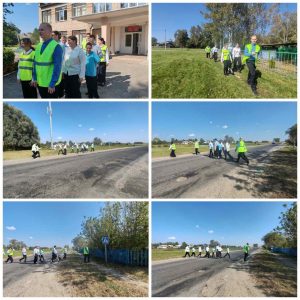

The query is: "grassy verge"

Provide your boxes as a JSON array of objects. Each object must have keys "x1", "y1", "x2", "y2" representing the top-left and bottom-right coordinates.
[
  {"x1": 152, "y1": 49, "x2": 297, "y2": 98},
  {"x1": 249, "y1": 250, "x2": 297, "y2": 296},
  {"x1": 259, "y1": 146, "x2": 297, "y2": 198},
  {"x1": 3, "y1": 145, "x2": 139, "y2": 161},
  {"x1": 57, "y1": 254, "x2": 148, "y2": 297}
]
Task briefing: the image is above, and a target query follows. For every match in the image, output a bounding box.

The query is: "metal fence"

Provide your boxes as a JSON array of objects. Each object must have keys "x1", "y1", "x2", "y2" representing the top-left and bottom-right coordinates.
[
  {"x1": 89, "y1": 248, "x2": 148, "y2": 266},
  {"x1": 271, "y1": 247, "x2": 297, "y2": 257}
]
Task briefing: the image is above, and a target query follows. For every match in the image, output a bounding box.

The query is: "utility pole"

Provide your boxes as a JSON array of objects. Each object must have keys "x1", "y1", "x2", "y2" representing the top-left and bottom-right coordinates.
[
  {"x1": 164, "y1": 29, "x2": 167, "y2": 52},
  {"x1": 48, "y1": 102, "x2": 53, "y2": 149}
]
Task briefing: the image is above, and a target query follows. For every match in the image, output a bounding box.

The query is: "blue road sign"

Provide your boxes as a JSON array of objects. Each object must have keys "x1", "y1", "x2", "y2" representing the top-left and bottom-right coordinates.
[{"x1": 102, "y1": 236, "x2": 109, "y2": 245}]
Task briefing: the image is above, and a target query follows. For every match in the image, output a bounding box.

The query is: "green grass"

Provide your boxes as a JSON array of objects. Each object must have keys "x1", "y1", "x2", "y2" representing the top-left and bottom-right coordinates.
[
  {"x1": 3, "y1": 145, "x2": 139, "y2": 160},
  {"x1": 152, "y1": 48, "x2": 297, "y2": 98},
  {"x1": 152, "y1": 249, "x2": 185, "y2": 261},
  {"x1": 152, "y1": 142, "x2": 269, "y2": 158}
]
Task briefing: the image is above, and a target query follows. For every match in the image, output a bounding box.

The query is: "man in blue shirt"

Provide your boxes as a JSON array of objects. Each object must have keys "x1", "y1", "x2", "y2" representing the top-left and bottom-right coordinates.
[
  {"x1": 85, "y1": 42, "x2": 100, "y2": 98},
  {"x1": 31, "y1": 23, "x2": 63, "y2": 98}
]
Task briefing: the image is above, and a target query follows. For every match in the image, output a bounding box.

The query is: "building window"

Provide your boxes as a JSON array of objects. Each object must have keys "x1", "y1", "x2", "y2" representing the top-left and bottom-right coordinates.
[
  {"x1": 121, "y1": 3, "x2": 147, "y2": 9},
  {"x1": 72, "y1": 4, "x2": 86, "y2": 17},
  {"x1": 125, "y1": 34, "x2": 132, "y2": 47},
  {"x1": 93, "y1": 3, "x2": 112, "y2": 13},
  {"x1": 55, "y1": 6, "x2": 67, "y2": 22},
  {"x1": 72, "y1": 30, "x2": 86, "y2": 45},
  {"x1": 42, "y1": 10, "x2": 51, "y2": 23}
]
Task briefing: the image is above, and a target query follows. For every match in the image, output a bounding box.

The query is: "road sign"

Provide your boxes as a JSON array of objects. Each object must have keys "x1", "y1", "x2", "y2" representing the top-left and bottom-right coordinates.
[{"x1": 101, "y1": 236, "x2": 109, "y2": 245}]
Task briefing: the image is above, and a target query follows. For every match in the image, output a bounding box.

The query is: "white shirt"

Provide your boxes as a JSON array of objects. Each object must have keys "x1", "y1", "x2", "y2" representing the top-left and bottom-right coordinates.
[
  {"x1": 198, "y1": 246, "x2": 202, "y2": 252},
  {"x1": 32, "y1": 144, "x2": 36, "y2": 151},
  {"x1": 192, "y1": 248, "x2": 196, "y2": 253},
  {"x1": 33, "y1": 248, "x2": 39, "y2": 255},
  {"x1": 206, "y1": 246, "x2": 209, "y2": 252},
  {"x1": 227, "y1": 248, "x2": 230, "y2": 253},
  {"x1": 185, "y1": 246, "x2": 190, "y2": 252},
  {"x1": 63, "y1": 45, "x2": 86, "y2": 79},
  {"x1": 53, "y1": 247, "x2": 57, "y2": 254},
  {"x1": 232, "y1": 47, "x2": 241, "y2": 58},
  {"x1": 225, "y1": 142, "x2": 230, "y2": 151},
  {"x1": 22, "y1": 247, "x2": 27, "y2": 255},
  {"x1": 209, "y1": 142, "x2": 213, "y2": 149}
]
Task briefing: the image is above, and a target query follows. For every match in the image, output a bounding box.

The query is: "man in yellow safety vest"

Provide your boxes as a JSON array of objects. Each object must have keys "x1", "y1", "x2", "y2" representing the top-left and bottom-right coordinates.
[
  {"x1": 195, "y1": 140, "x2": 200, "y2": 155},
  {"x1": 243, "y1": 35, "x2": 261, "y2": 96},
  {"x1": 169, "y1": 141, "x2": 176, "y2": 157},
  {"x1": 83, "y1": 246, "x2": 90, "y2": 263},
  {"x1": 31, "y1": 23, "x2": 63, "y2": 98},
  {"x1": 221, "y1": 44, "x2": 233, "y2": 76},
  {"x1": 97, "y1": 37, "x2": 109, "y2": 86},
  {"x1": 205, "y1": 46, "x2": 211, "y2": 58},
  {"x1": 235, "y1": 137, "x2": 249, "y2": 165}
]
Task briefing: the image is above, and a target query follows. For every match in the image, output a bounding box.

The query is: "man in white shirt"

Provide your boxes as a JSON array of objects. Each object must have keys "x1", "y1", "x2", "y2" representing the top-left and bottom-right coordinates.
[
  {"x1": 232, "y1": 43, "x2": 242, "y2": 73},
  {"x1": 191, "y1": 247, "x2": 196, "y2": 257},
  {"x1": 211, "y1": 46, "x2": 218, "y2": 62},
  {"x1": 32, "y1": 143, "x2": 37, "y2": 159},
  {"x1": 184, "y1": 246, "x2": 190, "y2": 257},
  {"x1": 19, "y1": 247, "x2": 27, "y2": 263},
  {"x1": 204, "y1": 246, "x2": 210, "y2": 258},
  {"x1": 225, "y1": 141, "x2": 231, "y2": 160},
  {"x1": 223, "y1": 247, "x2": 231, "y2": 259},
  {"x1": 33, "y1": 246, "x2": 39, "y2": 264},
  {"x1": 197, "y1": 245, "x2": 202, "y2": 257}
]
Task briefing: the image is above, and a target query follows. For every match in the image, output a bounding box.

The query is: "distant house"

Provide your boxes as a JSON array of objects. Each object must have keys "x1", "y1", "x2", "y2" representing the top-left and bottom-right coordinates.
[{"x1": 157, "y1": 245, "x2": 168, "y2": 249}]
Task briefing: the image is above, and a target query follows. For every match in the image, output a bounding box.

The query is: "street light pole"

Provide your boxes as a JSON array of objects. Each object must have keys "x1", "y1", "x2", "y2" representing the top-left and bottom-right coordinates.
[{"x1": 49, "y1": 102, "x2": 53, "y2": 149}]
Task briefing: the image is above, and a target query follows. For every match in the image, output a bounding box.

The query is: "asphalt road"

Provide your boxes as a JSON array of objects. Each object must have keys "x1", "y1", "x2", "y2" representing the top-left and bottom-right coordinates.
[
  {"x1": 4, "y1": 146, "x2": 148, "y2": 198},
  {"x1": 152, "y1": 250, "x2": 251, "y2": 297},
  {"x1": 3, "y1": 253, "x2": 55, "y2": 288},
  {"x1": 152, "y1": 144, "x2": 276, "y2": 198}
]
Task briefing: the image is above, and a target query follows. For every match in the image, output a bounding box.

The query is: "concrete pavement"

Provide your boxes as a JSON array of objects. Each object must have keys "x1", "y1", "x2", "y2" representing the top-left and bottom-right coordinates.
[{"x1": 4, "y1": 146, "x2": 148, "y2": 198}]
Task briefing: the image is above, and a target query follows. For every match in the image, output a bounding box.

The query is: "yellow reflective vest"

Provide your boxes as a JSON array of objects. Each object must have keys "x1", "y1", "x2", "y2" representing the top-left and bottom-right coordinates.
[
  {"x1": 222, "y1": 49, "x2": 231, "y2": 61},
  {"x1": 35, "y1": 40, "x2": 62, "y2": 87},
  {"x1": 237, "y1": 140, "x2": 247, "y2": 153},
  {"x1": 171, "y1": 143, "x2": 176, "y2": 150},
  {"x1": 100, "y1": 45, "x2": 108, "y2": 62},
  {"x1": 19, "y1": 50, "x2": 35, "y2": 81},
  {"x1": 242, "y1": 43, "x2": 261, "y2": 64}
]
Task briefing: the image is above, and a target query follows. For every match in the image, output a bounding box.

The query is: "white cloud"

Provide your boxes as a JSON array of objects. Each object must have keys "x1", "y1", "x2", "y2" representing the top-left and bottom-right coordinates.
[
  {"x1": 6, "y1": 226, "x2": 16, "y2": 231},
  {"x1": 222, "y1": 125, "x2": 228, "y2": 129},
  {"x1": 236, "y1": 132, "x2": 239, "y2": 135},
  {"x1": 209, "y1": 121, "x2": 213, "y2": 124},
  {"x1": 189, "y1": 133, "x2": 195, "y2": 137},
  {"x1": 169, "y1": 134, "x2": 175, "y2": 137},
  {"x1": 88, "y1": 128, "x2": 95, "y2": 131},
  {"x1": 102, "y1": 133, "x2": 107, "y2": 136},
  {"x1": 195, "y1": 225, "x2": 200, "y2": 228},
  {"x1": 57, "y1": 136, "x2": 62, "y2": 140},
  {"x1": 168, "y1": 236, "x2": 176, "y2": 240},
  {"x1": 208, "y1": 230, "x2": 214, "y2": 234},
  {"x1": 29, "y1": 236, "x2": 33, "y2": 240},
  {"x1": 78, "y1": 124, "x2": 82, "y2": 128}
]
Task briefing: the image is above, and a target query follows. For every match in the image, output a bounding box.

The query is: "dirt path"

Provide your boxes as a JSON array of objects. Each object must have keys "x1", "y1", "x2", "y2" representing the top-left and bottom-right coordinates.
[
  {"x1": 4, "y1": 264, "x2": 71, "y2": 297},
  {"x1": 201, "y1": 249, "x2": 265, "y2": 297}
]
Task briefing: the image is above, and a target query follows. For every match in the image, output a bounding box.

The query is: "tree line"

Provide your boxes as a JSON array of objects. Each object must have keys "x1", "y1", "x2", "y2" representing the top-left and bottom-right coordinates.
[
  {"x1": 72, "y1": 202, "x2": 148, "y2": 251},
  {"x1": 152, "y1": 4, "x2": 297, "y2": 48}
]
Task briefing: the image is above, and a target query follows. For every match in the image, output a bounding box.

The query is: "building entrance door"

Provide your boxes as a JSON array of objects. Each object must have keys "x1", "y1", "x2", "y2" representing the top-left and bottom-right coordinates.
[{"x1": 132, "y1": 33, "x2": 139, "y2": 55}]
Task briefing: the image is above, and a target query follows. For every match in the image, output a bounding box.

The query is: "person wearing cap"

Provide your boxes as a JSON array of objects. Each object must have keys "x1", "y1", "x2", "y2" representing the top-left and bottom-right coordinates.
[
  {"x1": 17, "y1": 38, "x2": 37, "y2": 98},
  {"x1": 236, "y1": 137, "x2": 249, "y2": 165}
]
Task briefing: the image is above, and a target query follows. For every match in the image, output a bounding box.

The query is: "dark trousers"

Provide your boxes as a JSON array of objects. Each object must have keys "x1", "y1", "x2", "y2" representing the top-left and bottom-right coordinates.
[
  {"x1": 206, "y1": 53, "x2": 210, "y2": 58},
  {"x1": 213, "y1": 52, "x2": 218, "y2": 62},
  {"x1": 57, "y1": 78, "x2": 65, "y2": 98},
  {"x1": 212, "y1": 252, "x2": 215, "y2": 258},
  {"x1": 204, "y1": 251, "x2": 210, "y2": 258},
  {"x1": 237, "y1": 152, "x2": 249, "y2": 164},
  {"x1": 223, "y1": 253, "x2": 230, "y2": 259},
  {"x1": 233, "y1": 57, "x2": 242, "y2": 72},
  {"x1": 197, "y1": 252, "x2": 202, "y2": 257},
  {"x1": 244, "y1": 252, "x2": 249, "y2": 261},
  {"x1": 246, "y1": 60, "x2": 257, "y2": 90},
  {"x1": 97, "y1": 62, "x2": 107, "y2": 85},
  {"x1": 184, "y1": 252, "x2": 190, "y2": 257},
  {"x1": 40, "y1": 255, "x2": 44, "y2": 262},
  {"x1": 223, "y1": 60, "x2": 231, "y2": 75},
  {"x1": 21, "y1": 80, "x2": 37, "y2": 98},
  {"x1": 195, "y1": 148, "x2": 199, "y2": 155},
  {"x1": 170, "y1": 150, "x2": 176, "y2": 157},
  {"x1": 218, "y1": 149, "x2": 222, "y2": 158},
  {"x1": 224, "y1": 150, "x2": 231, "y2": 160},
  {"x1": 64, "y1": 73, "x2": 81, "y2": 98},
  {"x1": 33, "y1": 254, "x2": 38, "y2": 264},
  {"x1": 209, "y1": 149, "x2": 214, "y2": 158},
  {"x1": 58, "y1": 149, "x2": 63, "y2": 155},
  {"x1": 63, "y1": 253, "x2": 67, "y2": 260},
  {"x1": 86, "y1": 76, "x2": 99, "y2": 98},
  {"x1": 6, "y1": 255, "x2": 13, "y2": 263},
  {"x1": 191, "y1": 252, "x2": 195, "y2": 257},
  {"x1": 52, "y1": 253, "x2": 57, "y2": 262},
  {"x1": 63, "y1": 149, "x2": 67, "y2": 155},
  {"x1": 84, "y1": 254, "x2": 90, "y2": 263},
  {"x1": 20, "y1": 255, "x2": 27, "y2": 262},
  {"x1": 38, "y1": 86, "x2": 59, "y2": 98}
]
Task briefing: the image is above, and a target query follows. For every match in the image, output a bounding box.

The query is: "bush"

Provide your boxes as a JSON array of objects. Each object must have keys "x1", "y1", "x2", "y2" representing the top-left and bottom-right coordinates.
[{"x1": 3, "y1": 48, "x2": 17, "y2": 74}]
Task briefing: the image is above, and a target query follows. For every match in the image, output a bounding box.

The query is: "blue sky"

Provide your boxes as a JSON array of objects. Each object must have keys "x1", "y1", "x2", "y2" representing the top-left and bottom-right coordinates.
[
  {"x1": 6, "y1": 102, "x2": 148, "y2": 143},
  {"x1": 152, "y1": 102, "x2": 297, "y2": 142},
  {"x1": 3, "y1": 202, "x2": 104, "y2": 247},
  {"x1": 152, "y1": 3, "x2": 297, "y2": 42},
  {"x1": 152, "y1": 201, "x2": 294, "y2": 246},
  {"x1": 4, "y1": 3, "x2": 39, "y2": 33}
]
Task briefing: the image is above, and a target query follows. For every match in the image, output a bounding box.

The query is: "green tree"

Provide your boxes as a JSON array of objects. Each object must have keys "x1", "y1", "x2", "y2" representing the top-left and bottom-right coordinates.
[
  {"x1": 93, "y1": 137, "x2": 103, "y2": 146},
  {"x1": 286, "y1": 124, "x2": 297, "y2": 147},
  {"x1": 181, "y1": 242, "x2": 188, "y2": 249},
  {"x1": 174, "y1": 29, "x2": 189, "y2": 48},
  {"x1": 8, "y1": 239, "x2": 27, "y2": 250},
  {"x1": 152, "y1": 37, "x2": 158, "y2": 46},
  {"x1": 262, "y1": 232, "x2": 287, "y2": 248},
  {"x1": 275, "y1": 203, "x2": 297, "y2": 247},
  {"x1": 188, "y1": 25, "x2": 202, "y2": 48},
  {"x1": 3, "y1": 103, "x2": 40, "y2": 150},
  {"x1": 31, "y1": 28, "x2": 40, "y2": 45},
  {"x1": 3, "y1": 4, "x2": 21, "y2": 46}
]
